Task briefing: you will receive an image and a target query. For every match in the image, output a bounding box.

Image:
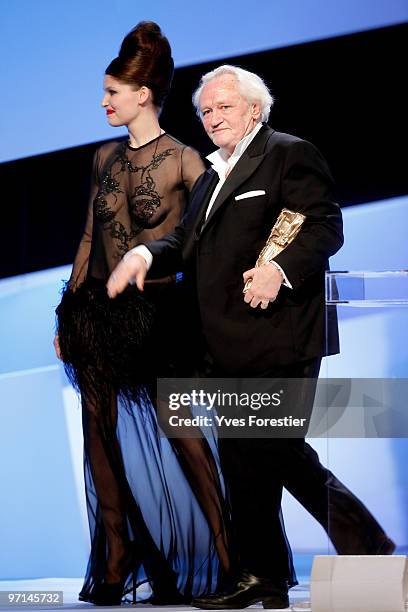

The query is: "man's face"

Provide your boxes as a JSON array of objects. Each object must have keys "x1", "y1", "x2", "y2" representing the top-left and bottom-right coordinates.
[{"x1": 199, "y1": 74, "x2": 261, "y2": 156}]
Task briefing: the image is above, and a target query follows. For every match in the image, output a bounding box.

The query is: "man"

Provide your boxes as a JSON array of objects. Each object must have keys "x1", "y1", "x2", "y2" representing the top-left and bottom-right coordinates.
[{"x1": 107, "y1": 66, "x2": 394, "y2": 609}]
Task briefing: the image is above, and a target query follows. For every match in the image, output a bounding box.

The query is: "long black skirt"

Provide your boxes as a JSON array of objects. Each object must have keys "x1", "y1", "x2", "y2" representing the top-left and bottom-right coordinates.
[{"x1": 56, "y1": 277, "x2": 233, "y2": 602}]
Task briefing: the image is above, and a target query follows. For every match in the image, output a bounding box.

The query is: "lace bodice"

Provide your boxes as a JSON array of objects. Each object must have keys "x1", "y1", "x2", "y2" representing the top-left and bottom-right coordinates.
[{"x1": 70, "y1": 134, "x2": 205, "y2": 288}]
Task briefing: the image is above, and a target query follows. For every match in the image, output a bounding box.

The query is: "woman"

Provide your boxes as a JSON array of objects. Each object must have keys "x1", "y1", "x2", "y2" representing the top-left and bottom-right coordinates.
[{"x1": 55, "y1": 21, "x2": 231, "y2": 606}]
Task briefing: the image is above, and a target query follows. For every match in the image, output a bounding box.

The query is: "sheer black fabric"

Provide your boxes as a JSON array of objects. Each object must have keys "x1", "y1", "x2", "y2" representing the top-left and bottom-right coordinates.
[
  {"x1": 56, "y1": 135, "x2": 234, "y2": 602},
  {"x1": 69, "y1": 134, "x2": 205, "y2": 290},
  {"x1": 80, "y1": 384, "x2": 231, "y2": 602}
]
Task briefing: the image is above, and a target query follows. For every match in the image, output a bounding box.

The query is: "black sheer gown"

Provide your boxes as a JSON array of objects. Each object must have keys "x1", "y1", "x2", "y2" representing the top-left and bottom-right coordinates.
[{"x1": 56, "y1": 134, "x2": 234, "y2": 603}]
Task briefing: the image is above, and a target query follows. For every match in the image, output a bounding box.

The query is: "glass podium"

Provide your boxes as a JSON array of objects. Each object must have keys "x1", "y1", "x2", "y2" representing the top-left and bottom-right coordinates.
[{"x1": 308, "y1": 271, "x2": 408, "y2": 612}]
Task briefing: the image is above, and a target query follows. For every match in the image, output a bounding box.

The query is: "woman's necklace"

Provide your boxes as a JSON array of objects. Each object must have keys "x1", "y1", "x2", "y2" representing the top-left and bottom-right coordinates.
[
  {"x1": 128, "y1": 127, "x2": 163, "y2": 151},
  {"x1": 151, "y1": 127, "x2": 163, "y2": 160}
]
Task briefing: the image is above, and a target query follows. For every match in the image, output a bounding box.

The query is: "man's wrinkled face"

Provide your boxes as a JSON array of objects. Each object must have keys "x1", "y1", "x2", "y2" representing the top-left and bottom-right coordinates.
[{"x1": 199, "y1": 74, "x2": 261, "y2": 156}]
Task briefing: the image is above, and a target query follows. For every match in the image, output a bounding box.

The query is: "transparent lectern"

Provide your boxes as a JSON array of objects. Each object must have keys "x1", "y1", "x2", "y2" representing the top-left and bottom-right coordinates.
[{"x1": 309, "y1": 271, "x2": 408, "y2": 612}]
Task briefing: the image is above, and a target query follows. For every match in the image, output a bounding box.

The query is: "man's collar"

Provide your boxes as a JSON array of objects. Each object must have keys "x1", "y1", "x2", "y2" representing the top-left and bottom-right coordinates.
[{"x1": 206, "y1": 122, "x2": 264, "y2": 171}]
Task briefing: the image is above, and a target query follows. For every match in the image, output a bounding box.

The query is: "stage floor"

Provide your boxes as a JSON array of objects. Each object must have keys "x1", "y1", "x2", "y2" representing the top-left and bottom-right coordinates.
[
  {"x1": 0, "y1": 576, "x2": 311, "y2": 611},
  {"x1": 5, "y1": 550, "x2": 407, "y2": 611}
]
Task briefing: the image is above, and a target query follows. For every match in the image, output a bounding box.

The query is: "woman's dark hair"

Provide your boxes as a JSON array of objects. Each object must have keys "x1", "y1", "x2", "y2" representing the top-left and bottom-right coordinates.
[{"x1": 106, "y1": 21, "x2": 174, "y2": 107}]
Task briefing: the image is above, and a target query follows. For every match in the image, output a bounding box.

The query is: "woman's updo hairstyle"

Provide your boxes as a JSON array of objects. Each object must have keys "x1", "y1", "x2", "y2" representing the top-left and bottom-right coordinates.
[{"x1": 106, "y1": 21, "x2": 174, "y2": 108}]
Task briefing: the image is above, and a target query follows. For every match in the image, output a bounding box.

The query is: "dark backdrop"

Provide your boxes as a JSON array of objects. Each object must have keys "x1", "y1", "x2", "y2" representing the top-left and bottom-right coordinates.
[{"x1": 1, "y1": 23, "x2": 406, "y2": 279}]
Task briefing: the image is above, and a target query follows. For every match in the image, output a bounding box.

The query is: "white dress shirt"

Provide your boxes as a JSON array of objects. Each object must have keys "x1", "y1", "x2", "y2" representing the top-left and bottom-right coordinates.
[{"x1": 204, "y1": 122, "x2": 263, "y2": 219}]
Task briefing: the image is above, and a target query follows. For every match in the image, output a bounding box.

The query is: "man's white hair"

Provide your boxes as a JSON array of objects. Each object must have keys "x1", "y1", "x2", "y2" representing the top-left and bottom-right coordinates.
[{"x1": 192, "y1": 64, "x2": 274, "y2": 123}]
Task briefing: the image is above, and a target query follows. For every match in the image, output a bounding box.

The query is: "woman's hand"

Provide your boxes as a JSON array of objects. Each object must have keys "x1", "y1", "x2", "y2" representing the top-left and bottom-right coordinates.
[{"x1": 53, "y1": 333, "x2": 62, "y2": 360}]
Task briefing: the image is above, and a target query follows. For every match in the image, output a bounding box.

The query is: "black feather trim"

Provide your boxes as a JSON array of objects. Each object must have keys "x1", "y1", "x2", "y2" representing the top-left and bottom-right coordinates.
[{"x1": 56, "y1": 278, "x2": 156, "y2": 415}]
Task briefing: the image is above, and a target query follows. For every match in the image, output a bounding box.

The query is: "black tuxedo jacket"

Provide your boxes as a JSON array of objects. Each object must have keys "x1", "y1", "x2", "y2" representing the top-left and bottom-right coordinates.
[{"x1": 148, "y1": 124, "x2": 343, "y2": 375}]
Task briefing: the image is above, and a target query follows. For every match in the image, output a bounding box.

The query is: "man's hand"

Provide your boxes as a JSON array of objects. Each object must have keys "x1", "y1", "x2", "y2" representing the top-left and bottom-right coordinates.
[
  {"x1": 106, "y1": 253, "x2": 148, "y2": 298},
  {"x1": 243, "y1": 264, "x2": 283, "y2": 309}
]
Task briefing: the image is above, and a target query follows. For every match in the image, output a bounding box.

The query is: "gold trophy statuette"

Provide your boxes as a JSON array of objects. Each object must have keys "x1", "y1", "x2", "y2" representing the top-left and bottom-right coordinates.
[{"x1": 243, "y1": 208, "x2": 306, "y2": 293}]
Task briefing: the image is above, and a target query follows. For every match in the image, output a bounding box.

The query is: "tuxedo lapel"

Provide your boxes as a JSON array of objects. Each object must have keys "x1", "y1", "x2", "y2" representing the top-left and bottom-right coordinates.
[
  {"x1": 189, "y1": 168, "x2": 219, "y2": 233},
  {"x1": 201, "y1": 125, "x2": 275, "y2": 232},
  {"x1": 182, "y1": 168, "x2": 219, "y2": 260}
]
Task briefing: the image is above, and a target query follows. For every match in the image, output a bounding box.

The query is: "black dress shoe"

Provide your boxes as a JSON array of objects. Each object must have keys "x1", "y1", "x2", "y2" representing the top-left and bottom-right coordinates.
[
  {"x1": 87, "y1": 563, "x2": 138, "y2": 606},
  {"x1": 192, "y1": 570, "x2": 289, "y2": 609},
  {"x1": 89, "y1": 581, "x2": 125, "y2": 606}
]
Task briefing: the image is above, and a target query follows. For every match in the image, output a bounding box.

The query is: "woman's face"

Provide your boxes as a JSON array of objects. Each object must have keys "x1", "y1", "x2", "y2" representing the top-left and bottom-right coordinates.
[{"x1": 101, "y1": 75, "x2": 141, "y2": 127}]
